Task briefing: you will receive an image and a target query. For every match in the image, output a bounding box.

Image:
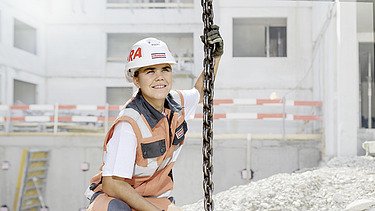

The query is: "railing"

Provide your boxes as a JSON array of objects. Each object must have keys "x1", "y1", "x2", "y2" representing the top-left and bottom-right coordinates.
[
  {"x1": 0, "y1": 98, "x2": 322, "y2": 134},
  {"x1": 196, "y1": 98, "x2": 322, "y2": 121},
  {"x1": 106, "y1": 0, "x2": 194, "y2": 9}
]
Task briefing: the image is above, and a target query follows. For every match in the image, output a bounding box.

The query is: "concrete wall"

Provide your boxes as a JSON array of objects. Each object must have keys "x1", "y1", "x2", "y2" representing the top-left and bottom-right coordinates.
[
  {"x1": 44, "y1": 0, "x2": 203, "y2": 104},
  {"x1": 40, "y1": 0, "x2": 318, "y2": 104},
  {"x1": 0, "y1": 0, "x2": 371, "y2": 209},
  {"x1": 0, "y1": 0, "x2": 369, "y2": 141},
  {"x1": 0, "y1": 1, "x2": 46, "y2": 104},
  {"x1": 217, "y1": 1, "x2": 314, "y2": 100},
  {"x1": 311, "y1": 2, "x2": 359, "y2": 159},
  {"x1": 335, "y1": 2, "x2": 359, "y2": 156},
  {"x1": 0, "y1": 1, "x2": 46, "y2": 75},
  {"x1": 46, "y1": 77, "x2": 131, "y2": 105},
  {"x1": 0, "y1": 134, "x2": 321, "y2": 209},
  {"x1": 0, "y1": 0, "x2": 320, "y2": 103},
  {"x1": 0, "y1": 65, "x2": 46, "y2": 104},
  {"x1": 0, "y1": 135, "x2": 103, "y2": 210}
]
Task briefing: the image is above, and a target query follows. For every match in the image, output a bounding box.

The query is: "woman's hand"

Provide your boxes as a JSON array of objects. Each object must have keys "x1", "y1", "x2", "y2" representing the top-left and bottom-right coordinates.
[
  {"x1": 200, "y1": 24, "x2": 224, "y2": 57},
  {"x1": 195, "y1": 24, "x2": 223, "y2": 103}
]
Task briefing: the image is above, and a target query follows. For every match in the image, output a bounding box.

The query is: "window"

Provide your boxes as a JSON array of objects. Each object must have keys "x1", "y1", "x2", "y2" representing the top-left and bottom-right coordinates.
[
  {"x1": 233, "y1": 18, "x2": 287, "y2": 57},
  {"x1": 359, "y1": 43, "x2": 375, "y2": 128},
  {"x1": 13, "y1": 19, "x2": 37, "y2": 54},
  {"x1": 106, "y1": 87, "x2": 133, "y2": 105},
  {"x1": 107, "y1": 33, "x2": 194, "y2": 71},
  {"x1": 14, "y1": 80, "x2": 37, "y2": 104}
]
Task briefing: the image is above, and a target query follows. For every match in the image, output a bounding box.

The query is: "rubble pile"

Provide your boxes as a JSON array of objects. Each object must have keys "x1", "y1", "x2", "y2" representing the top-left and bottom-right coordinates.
[{"x1": 183, "y1": 156, "x2": 375, "y2": 211}]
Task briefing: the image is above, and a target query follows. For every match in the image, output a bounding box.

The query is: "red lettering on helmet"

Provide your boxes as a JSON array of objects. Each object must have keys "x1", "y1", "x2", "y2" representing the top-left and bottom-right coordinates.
[
  {"x1": 128, "y1": 50, "x2": 135, "y2": 62},
  {"x1": 127, "y1": 47, "x2": 142, "y2": 62},
  {"x1": 134, "y1": 47, "x2": 142, "y2": 60}
]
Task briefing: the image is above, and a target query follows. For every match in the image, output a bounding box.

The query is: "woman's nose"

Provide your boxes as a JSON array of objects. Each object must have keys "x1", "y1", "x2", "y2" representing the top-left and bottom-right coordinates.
[{"x1": 155, "y1": 70, "x2": 165, "y2": 80}]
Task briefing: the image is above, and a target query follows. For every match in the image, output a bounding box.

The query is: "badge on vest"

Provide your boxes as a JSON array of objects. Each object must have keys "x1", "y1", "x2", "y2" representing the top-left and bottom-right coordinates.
[{"x1": 173, "y1": 121, "x2": 188, "y2": 145}]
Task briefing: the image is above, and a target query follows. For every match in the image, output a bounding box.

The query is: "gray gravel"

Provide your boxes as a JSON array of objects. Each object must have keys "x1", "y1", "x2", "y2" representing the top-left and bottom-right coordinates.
[{"x1": 182, "y1": 156, "x2": 375, "y2": 211}]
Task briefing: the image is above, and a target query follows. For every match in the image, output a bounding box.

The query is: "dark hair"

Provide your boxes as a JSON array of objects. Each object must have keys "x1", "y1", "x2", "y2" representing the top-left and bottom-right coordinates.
[{"x1": 134, "y1": 70, "x2": 139, "y2": 77}]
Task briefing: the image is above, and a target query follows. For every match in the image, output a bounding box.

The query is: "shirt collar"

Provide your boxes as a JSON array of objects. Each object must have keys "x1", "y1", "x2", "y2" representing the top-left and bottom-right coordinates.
[{"x1": 126, "y1": 90, "x2": 182, "y2": 129}]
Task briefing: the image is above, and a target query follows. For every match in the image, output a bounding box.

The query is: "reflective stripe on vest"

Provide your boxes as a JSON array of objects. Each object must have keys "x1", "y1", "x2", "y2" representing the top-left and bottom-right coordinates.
[{"x1": 118, "y1": 108, "x2": 152, "y2": 138}]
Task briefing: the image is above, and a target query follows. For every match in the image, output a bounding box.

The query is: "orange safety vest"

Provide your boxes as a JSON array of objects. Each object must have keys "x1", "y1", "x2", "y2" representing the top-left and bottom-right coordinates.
[{"x1": 87, "y1": 90, "x2": 188, "y2": 211}]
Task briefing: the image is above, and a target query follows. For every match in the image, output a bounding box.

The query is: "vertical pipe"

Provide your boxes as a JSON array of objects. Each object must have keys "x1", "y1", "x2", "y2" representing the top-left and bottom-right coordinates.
[
  {"x1": 335, "y1": 0, "x2": 341, "y2": 156},
  {"x1": 104, "y1": 103, "x2": 109, "y2": 133},
  {"x1": 1, "y1": 161, "x2": 6, "y2": 209},
  {"x1": 336, "y1": 0, "x2": 341, "y2": 45},
  {"x1": 277, "y1": 30, "x2": 282, "y2": 57},
  {"x1": 4, "y1": 68, "x2": 8, "y2": 106},
  {"x1": 4, "y1": 162, "x2": 9, "y2": 210},
  {"x1": 246, "y1": 134, "x2": 252, "y2": 181},
  {"x1": 282, "y1": 97, "x2": 286, "y2": 140},
  {"x1": 368, "y1": 53, "x2": 372, "y2": 128},
  {"x1": 5, "y1": 106, "x2": 10, "y2": 134},
  {"x1": 266, "y1": 26, "x2": 270, "y2": 57},
  {"x1": 53, "y1": 103, "x2": 59, "y2": 134}
]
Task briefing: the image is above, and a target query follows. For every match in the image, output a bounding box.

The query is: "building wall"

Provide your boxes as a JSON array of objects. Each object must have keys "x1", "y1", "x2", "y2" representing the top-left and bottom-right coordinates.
[
  {"x1": 0, "y1": 0, "x2": 319, "y2": 103},
  {"x1": 44, "y1": 0, "x2": 202, "y2": 104},
  {"x1": 217, "y1": 1, "x2": 313, "y2": 100},
  {"x1": 0, "y1": 134, "x2": 321, "y2": 209},
  {"x1": 336, "y1": 3, "x2": 359, "y2": 156},
  {"x1": 311, "y1": 2, "x2": 359, "y2": 159},
  {"x1": 0, "y1": 0, "x2": 46, "y2": 104},
  {"x1": 46, "y1": 77, "x2": 131, "y2": 104},
  {"x1": 0, "y1": 0, "x2": 370, "y2": 209},
  {"x1": 42, "y1": 0, "x2": 317, "y2": 103}
]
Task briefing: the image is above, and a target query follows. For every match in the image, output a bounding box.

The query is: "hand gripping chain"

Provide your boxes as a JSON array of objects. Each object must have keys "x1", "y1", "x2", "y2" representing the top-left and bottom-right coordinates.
[{"x1": 201, "y1": 0, "x2": 215, "y2": 210}]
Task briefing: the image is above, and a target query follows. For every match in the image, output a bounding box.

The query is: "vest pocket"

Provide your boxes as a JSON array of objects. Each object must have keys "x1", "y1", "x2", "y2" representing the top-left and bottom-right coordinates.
[
  {"x1": 141, "y1": 139, "x2": 166, "y2": 159},
  {"x1": 173, "y1": 121, "x2": 188, "y2": 145}
]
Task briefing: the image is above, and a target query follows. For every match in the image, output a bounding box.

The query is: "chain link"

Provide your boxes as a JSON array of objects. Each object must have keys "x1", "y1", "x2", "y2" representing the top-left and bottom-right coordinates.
[{"x1": 201, "y1": 0, "x2": 214, "y2": 210}]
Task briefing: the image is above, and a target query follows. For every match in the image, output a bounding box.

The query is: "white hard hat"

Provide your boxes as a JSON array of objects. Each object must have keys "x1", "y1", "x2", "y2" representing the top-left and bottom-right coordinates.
[{"x1": 124, "y1": 37, "x2": 176, "y2": 82}]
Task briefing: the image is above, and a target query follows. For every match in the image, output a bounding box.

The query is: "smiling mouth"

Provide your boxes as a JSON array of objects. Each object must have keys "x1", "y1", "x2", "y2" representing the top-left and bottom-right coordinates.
[{"x1": 152, "y1": 85, "x2": 167, "y2": 89}]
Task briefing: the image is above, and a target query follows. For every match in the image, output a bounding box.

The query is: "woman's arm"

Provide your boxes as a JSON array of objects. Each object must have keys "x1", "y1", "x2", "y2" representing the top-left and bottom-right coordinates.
[
  {"x1": 194, "y1": 56, "x2": 221, "y2": 103},
  {"x1": 102, "y1": 176, "x2": 161, "y2": 211},
  {"x1": 194, "y1": 25, "x2": 224, "y2": 103}
]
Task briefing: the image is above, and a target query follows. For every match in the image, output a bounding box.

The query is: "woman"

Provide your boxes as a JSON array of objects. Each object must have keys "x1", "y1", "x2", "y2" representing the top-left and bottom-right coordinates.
[{"x1": 86, "y1": 25, "x2": 223, "y2": 211}]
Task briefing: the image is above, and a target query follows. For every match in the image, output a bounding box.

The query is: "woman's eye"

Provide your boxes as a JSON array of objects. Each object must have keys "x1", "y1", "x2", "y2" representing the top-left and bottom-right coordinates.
[
  {"x1": 146, "y1": 70, "x2": 155, "y2": 74},
  {"x1": 162, "y1": 68, "x2": 171, "y2": 72}
]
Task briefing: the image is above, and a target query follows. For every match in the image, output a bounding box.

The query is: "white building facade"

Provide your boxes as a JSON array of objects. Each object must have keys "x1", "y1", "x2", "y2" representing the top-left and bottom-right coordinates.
[
  {"x1": 0, "y1": 0, "x2": 374, "y2": 209},
  {"x1": 1, "y1": 0, "x2": 372, "y2": 157}
]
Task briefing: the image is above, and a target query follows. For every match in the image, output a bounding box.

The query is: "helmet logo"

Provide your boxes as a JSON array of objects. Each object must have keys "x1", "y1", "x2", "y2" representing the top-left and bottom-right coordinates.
[
  {"x1": 151, "y1": 53, "x2": 166, "y2": 59},
  {"x1": 127, "y1": 47, "x2": 142, "y2": 62}
]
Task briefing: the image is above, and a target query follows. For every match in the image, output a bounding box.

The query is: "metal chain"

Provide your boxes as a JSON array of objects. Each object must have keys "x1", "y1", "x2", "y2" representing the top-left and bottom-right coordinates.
[{"x1": 201, "y1": 0, "x2": 214, "y2": 210}]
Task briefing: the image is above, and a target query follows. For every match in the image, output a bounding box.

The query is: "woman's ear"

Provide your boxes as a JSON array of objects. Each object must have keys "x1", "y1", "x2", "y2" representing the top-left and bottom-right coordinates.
[{"x1": 133, "y1": 77, "x2": 140, "y2": 88}]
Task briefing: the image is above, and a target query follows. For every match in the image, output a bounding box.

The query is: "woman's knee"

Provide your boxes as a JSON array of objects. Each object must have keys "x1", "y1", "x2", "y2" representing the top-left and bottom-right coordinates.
[{"x1": 108, "y1": 198, "x2": 132, "y2": 211}]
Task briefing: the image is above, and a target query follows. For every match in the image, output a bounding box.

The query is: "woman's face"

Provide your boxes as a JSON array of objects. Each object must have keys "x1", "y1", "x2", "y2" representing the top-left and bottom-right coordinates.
[{"x1": 133, "y1": 63, "x2": 173, "y2": 109}]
